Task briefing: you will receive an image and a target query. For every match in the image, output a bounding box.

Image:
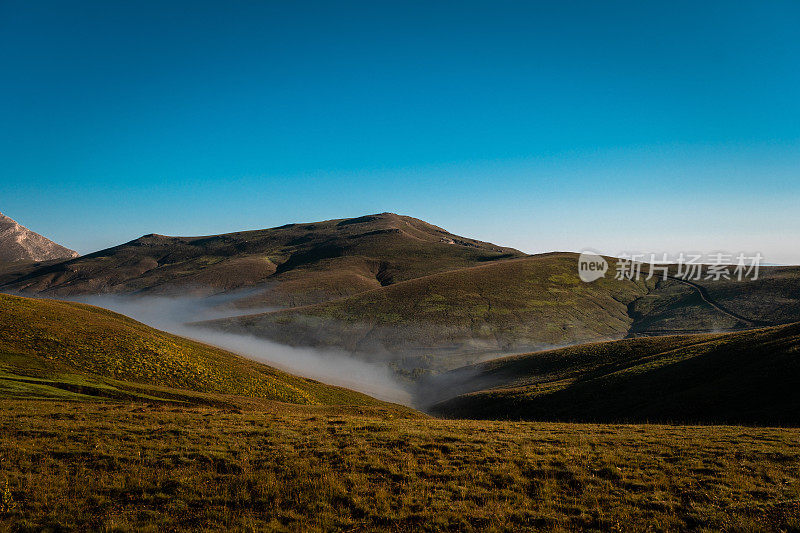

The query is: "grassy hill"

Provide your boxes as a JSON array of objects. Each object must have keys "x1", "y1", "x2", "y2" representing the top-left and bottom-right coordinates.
[
  {"x1": 4, "y1": 211, "x2": 799, "y2": 385},
  {"x1": 0, "y1": 213, "x2": 523, "y2": 308},
  {"x1": 430, "y1": 321, "x2": 800, "y2": 425},
  {"x1": 4, "y1": 211, "x2": 799, "y2": 372},
  {"x1": 0, "y1": 293, "x2": 398, "y2": 407},
  {"x1": 628, "y1": 265, "x2": 800, "y2": 335},
  {"x1": 203, "y1": 253, "x2": 800, "y2": 376},
  {"x1": 202, "y1": 253, "x2": 653, "y2": 374}
]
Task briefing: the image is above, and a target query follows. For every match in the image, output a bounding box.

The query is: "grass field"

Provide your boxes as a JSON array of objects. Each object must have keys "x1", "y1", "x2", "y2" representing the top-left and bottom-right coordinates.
[
  {"x1": 1, "y1": 399, "x2": 799, "y2": 531},
  {"x1": 3, "y1": 273, "x2": 800, "y2": 531}
]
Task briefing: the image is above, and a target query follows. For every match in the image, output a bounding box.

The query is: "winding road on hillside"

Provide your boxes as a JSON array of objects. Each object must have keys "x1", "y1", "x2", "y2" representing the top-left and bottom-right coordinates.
[
  {"x1": 629, "y1": 272, "x2": 774, "y2": 337},
  {"x1": 664, "y1": 275, "x2": 773, "y2": 327}
]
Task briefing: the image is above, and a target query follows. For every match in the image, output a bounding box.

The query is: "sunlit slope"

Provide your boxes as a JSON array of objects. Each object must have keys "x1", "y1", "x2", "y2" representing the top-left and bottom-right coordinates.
[
  {"x1": 0, "y1": 213, "x2": 523, "y2": 307},
  {"x1": 431, "y1": 322, "x2": 800, "y2": 425},
  {"x1": 0, "y1": 293, "x2": 388, "y2": 406},
  {"x1": 203, "y1": 253, "x2": 651, "y2": 371}
]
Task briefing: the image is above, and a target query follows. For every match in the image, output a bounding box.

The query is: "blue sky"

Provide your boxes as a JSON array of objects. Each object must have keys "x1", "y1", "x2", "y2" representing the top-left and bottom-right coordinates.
[{"x1": 1, "y1": 1, "x2": 798, "y2": 263}]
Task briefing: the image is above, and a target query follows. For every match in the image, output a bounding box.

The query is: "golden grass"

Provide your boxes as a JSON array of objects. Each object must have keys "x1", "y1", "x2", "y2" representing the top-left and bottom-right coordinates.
[
  {"x1": 0, "y1": 293, "x2": 387, "y2": 407},
  {"x1": 1, "y1": 400, "x2": 799, "y2": 531}
]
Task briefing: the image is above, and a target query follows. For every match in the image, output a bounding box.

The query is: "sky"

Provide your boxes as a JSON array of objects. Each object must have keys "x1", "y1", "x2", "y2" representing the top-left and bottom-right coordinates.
[{"x1": 1, "y1": 1, "x2": 799, "y2": 263}]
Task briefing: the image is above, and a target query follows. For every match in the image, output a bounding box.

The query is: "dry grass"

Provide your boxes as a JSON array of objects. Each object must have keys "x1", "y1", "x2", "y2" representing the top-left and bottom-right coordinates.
[{"x1": 1, "y1": 399, "x2": 799, "y2": 531}]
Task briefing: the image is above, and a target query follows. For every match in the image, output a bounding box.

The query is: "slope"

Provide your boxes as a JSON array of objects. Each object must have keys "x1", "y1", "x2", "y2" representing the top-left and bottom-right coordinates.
[
  {"x1": 202, "y1": 253, "x2": 652, "y2": 374},
  {"x1": 430, "y1": 321, "x2": 800, "y2": 425},
  {"x1": 0, "y1": 293, "x2": 394, "y2": 407},
  {"x1": 627, "y1": 265, "x2": 800, "y2": 335}
]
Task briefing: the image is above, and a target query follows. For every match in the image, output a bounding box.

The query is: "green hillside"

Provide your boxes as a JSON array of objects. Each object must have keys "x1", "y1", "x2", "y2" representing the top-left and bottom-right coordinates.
[
  {"x1": 4, "y1": 212, "x2": 799, "y2": 370},
  {"x1": 203, "y1": 253, "x2": 652, "y2": 373},
  {"x1": 431, "y1": 322, "x2": 800, "y2": 425},
  {"x1": 0, "y1": 293, "x2": 391, "y2": 407},
  {"x1": 203, "y1": 252, "x2": 800, "y2": 376},
  {"x1": 5, "y1": 212, "x2": 799, "y2": 386}
]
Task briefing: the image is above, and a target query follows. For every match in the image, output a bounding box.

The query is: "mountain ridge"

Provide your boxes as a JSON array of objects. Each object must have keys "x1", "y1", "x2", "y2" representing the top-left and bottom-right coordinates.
[{"x1": 0, "y1": 212, "x2": 524, "y2": 307}]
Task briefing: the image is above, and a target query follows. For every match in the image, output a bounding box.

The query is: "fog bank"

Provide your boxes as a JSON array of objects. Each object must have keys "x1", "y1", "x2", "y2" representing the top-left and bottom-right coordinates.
[{"x1": 72, "y1": 293, "x2": 413, "y2": 405}]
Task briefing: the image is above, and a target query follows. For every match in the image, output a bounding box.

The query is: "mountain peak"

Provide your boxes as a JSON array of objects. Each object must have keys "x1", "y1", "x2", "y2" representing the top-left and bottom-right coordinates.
[{"x1": 0, "y1": 211, "x2": 79, "y2": 263}]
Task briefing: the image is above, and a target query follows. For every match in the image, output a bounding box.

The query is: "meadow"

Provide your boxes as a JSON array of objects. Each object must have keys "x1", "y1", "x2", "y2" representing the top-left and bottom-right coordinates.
[
  {"x1": 2, "y1": 280, "x2": 800, "y2": 531},
  {"x1": 2, "y1": 399, "x2": 799, "y2": 531}
]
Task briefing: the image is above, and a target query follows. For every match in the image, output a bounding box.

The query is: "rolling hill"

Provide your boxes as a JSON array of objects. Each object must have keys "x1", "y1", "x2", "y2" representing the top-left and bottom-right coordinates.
[
  {"x1": 199, "y1": 252, "x2": 800, "y2": 375},
  {"x1": 3, "y1": 211, "x2": 799, "y2": 382},
  {"x1": 624, "y1": 264, "x2": 800, "y2": 336},
  {"x1": 430, "y1": 321, "x2": 800, "y2": 425},
  {"x1": 0, "y1": 213, "x2": 523, "y2": 307},
  {"x1": 0, "y1": 292, "x2": 397, "y2": 408},
  {"x1": 202, "y1": 253, "x2": 653, "y2": 374},
  {"x1": 0, "y1": 212, "x2": 78, "y2": 263}
]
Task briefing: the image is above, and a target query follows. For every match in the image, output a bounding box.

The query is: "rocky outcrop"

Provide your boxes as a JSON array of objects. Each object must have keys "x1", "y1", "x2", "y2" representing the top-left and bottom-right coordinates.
[{"x1": 0, "y1": 212, "x2": 79, "y2": 262}]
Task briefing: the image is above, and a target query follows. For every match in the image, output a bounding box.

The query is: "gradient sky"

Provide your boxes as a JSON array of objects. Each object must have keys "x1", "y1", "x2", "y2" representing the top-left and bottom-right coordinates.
[{"x1": 2, "y1": 1, "x2": 799, "y2": 263}]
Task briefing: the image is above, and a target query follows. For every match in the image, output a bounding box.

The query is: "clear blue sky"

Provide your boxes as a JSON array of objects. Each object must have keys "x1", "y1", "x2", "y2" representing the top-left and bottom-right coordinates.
[{"x1": 2, "y1": 1, "x2": 799, "y2": 263}]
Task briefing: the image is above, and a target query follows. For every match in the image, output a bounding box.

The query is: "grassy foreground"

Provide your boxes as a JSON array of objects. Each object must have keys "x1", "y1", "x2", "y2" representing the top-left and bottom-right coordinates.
[{"x1": 1, "y1": 399, "x2": 799, "y2": 531}]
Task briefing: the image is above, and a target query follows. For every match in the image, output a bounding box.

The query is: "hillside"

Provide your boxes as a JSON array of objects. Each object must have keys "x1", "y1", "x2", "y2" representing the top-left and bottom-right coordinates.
[
  {"x1": 201, "y1": 253, "x2": 800, "y2": 376},
  {"x1": 627, "y1": 265, "x2": 800, "y2": 335},
  {"x1": 0, "y1": 293, "x2": 395, "y2": 407},
  {"x1": 0, "y1": 213, "x2": 523, "y2": 307},
  {"x1": 430, "y1": 322, "x2": 800, "y2": 425},
  {"x1": 202, "y1": 253, "x2": 652, "y2": 374},
  {"x1": 0, "y1": 212, "x2": 78, "y2": 263},
  {"x1": 3, "y1": 211, "x2": 798, "y2": 383}
]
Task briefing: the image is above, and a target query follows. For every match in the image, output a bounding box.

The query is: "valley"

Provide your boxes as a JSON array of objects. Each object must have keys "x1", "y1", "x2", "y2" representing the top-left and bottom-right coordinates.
[{"x1": 2, "y1": 213, "x2": 799, "y2": 531}]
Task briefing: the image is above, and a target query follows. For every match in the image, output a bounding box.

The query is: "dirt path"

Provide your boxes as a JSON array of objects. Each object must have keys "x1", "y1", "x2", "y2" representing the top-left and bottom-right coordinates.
[{"x1": 665, "y1": 275, "x2": 773, "y2": 327}]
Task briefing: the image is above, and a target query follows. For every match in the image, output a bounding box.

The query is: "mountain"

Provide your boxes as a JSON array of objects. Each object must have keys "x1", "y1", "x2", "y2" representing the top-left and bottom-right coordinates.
[
  {"x1": 429, "y1": 322, "x2": 800, "y2": 425},
  {"x1": 0, "y1": 212, "x2": 78, "y2": 263},
  {"x1": 0, "y1": 213, "x2": 523, "y2": 306},
  {"x1": 3, "y1": 211, "x2": 799, "y2": 381},
  {"x1": 0, "y1": 292, "x2": 400, "y2": 408}
]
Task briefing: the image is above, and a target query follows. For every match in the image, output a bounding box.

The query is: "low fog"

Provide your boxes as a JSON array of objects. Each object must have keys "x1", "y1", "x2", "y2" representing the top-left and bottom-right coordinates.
[{"x1": 71, "y1": 292, "x2": 413, "y2": 405}]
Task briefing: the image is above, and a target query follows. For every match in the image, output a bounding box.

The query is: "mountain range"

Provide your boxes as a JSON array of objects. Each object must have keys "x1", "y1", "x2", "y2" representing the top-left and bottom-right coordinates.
[{"x1": 1, "y1": 211, "x2": 799, "y2": 422}]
